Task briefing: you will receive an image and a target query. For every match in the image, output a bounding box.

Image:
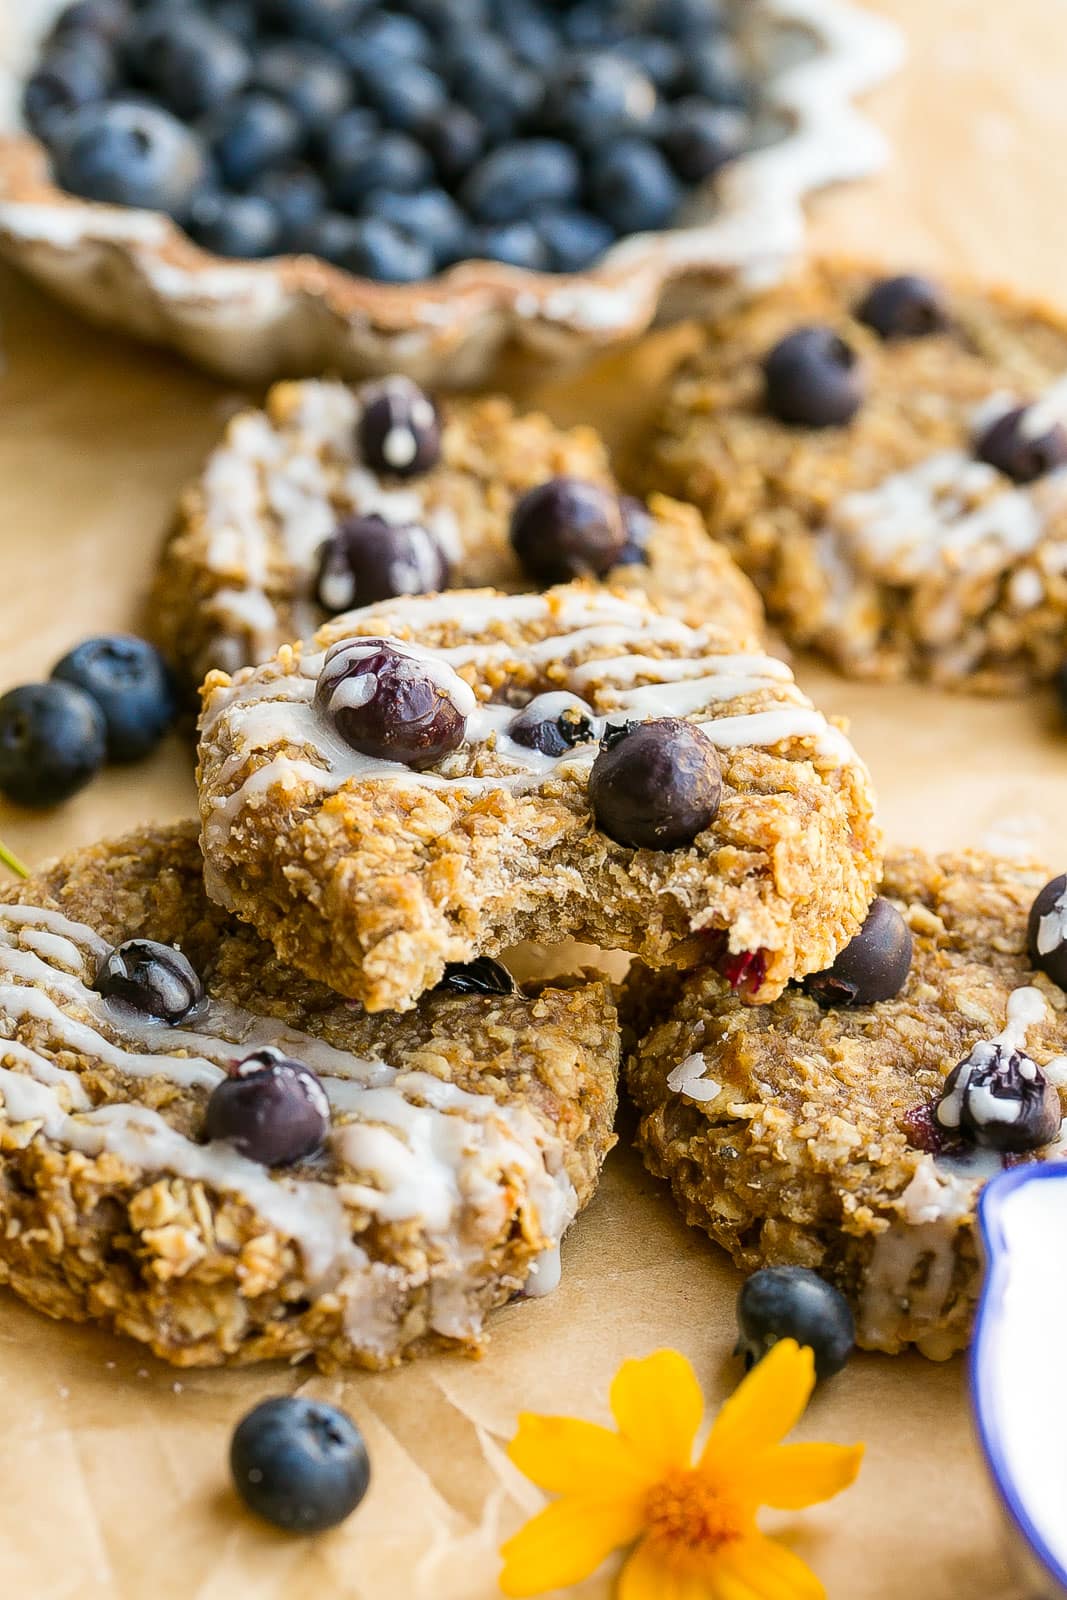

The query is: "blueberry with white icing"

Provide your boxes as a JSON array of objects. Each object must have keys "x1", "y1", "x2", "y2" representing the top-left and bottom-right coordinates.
[
  {"x1": 356, "y1": 378, "x2": 440, "y2": 479},
  {"x1": 975, "y1": 404, "x2": 1067, "y2": 484},
  {"x1": 935, "y1": 988, "x2": 1061, "y2": 1153},
  {"x1": 508, "y1": 692, "x2": 597, "y2": 758},
  {"x1": 315, "y1": 636, "x2": 472, "y2": 770},
  {"x1": 93, "y1": 939, "x2": 204, "y2": 1025},
  {"x1": 1028, "y1": 874, "x2": 1067, "y2": 990},
  {"x1": 205, "y1": 1047, "x2": 330, "y2": 1167},
  {"x1": 589, "y1": 717, "x2": 722, "y2": 850},
  {"x1": 805, "y1": 896, "x2": 913, "y2": 1008},
  {"x1": 509, "y1": 477, "x2": 628, "y2": 585},
  {"x1": 314, "y1": 513, "x2": 449, "y2": 615}
]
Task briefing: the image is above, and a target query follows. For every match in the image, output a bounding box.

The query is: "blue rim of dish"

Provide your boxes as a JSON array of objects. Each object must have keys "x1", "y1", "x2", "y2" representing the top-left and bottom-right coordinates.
[{"x1": 972, "y1": 1162, "x2": 1067, "y2": 1592}]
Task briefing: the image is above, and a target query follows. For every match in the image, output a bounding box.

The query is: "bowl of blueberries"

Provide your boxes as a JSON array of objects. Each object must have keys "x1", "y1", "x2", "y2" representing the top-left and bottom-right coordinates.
[{"x1": 0, "y1": 0, "x2": 902, "y2": 384}]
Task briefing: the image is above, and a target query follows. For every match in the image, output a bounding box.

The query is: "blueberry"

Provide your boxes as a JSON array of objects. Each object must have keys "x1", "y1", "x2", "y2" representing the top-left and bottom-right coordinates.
[
  {"x1": 315, "y1": 638, "x2": 471, "y2": 770},
  {"x1": 187, "y1": 189, "x2": 283, "y2": 259},
  {"x1": 207, "y1": 1, "x2": 260, "y2": 46},
  {"x1": 23, "y1": 43, "x2": 115, "y2": 140},
  {"x1": 587, "y1": 138, "x2": 682, "y2": 235},
  {"x1": 292, "y1": 209, "x2": 366, "y2": 267},
  {"x1": 205, "y1": 93, "x2": 303, "y2": 189},
  {"x1": 975, "y1": 405, "x2": 1067, "y2": 485},
  {"x1": 325, "y1": 121, "x2": 432, "y2": 209},
  {"x1": 339, "y1": 11, "x2": 434, "y2": 68},
  {"x1": 255, "y1": 42, "x2": 352, "y2": 137},
  {"x1": 494, "y1": 3, "x2": 560, "y2": 69},
  {"x1": 804, "y1": 896, "x2": 913, "y2": 1007},
  {"x1": 316, "y1": 513, "x2": 449, "y2": 613},
  {"x1": 363, "y1": 189, "x2": 466, "y2": 270},
  {"x1": 508, "y1": 693, "x2": 598, "y2": 757},
  {"x1": 358, "y1": 62, "x2": 447, "y2": 134},
  {"x1": 615, "y1": 494, "x2": 654, "y2": 564},
  {"x1": 652, "y1": 0, "x2": 730, "y2": 37},
  {"x1": 421, "y1": 103, "x2": 485, "y2": 186},
  {"x1": 205, "y1": 1048, "x2": 330, "y2": 1167},
  {"x1": 683, "y1": 36, "x2": 752, "y2": 106},
  {"x1": 247, "y1": 165, "x2": 326, "y2": 248},
  {"x1": 231, "y1": 1397, "x2": 370, "y2": 1534},
  {"x1": 763, "y1": 326, "x2": 865, "y2": 428},
  {"x1": 534, "y1": 208, "x2": 615, "y2": 274},
  {"x1": 1057, "y1": 661, "x2": 1067, "y2": 727},
  {"x1": 437, "y1": 956, "x2": 515, "y2": 996},
  {"x1": 327, "y1": 217, "x2": 434, "y2": 282},
  {"x1": 937, "y1": 1037, "x2": 1061, "y2": 1154},
  {"x1": 613, "y1": 33, "x2": 685, "y2": 93},
  {"x1": 736, "y1": 1267, "x2": 855, "y2": 1382},
  {"x1": 129, "y1": 14, "x2": 251, "y2": 122},
  {"x1": 357, "y1": 378, "x2": 441, "y2": 477},
  {"x1": 53, "y1": 102, "x2": 208, "y2": 219},
  {"x1": 467, "y1": 221, "x2": 549, "y2": 270},
  {"x1": 0, "y1": 682, "x2": 106, "y2": 808},
  {"x1": 261, "y1": 0, "x2": 368, "y2": 45},
  {"x1": 589, "y1": 718, "x2": 722, "y2": 850},
  {"x1": 510, "y1": 478, "x2": 627, "y2": 583},
  {"x1": 51, "y1": 634, "x2": 178, "y2": 762},
  {"x1": 542, "y1": 52, "x2": 658, "y2": 149},
  {"x1": 92, "y1": 938, "x2": 204, "y2": 1024},
  {"x1": 1027, "y1": 875, "x2": 1067, "y2": 992},
  {"x1": 48, "y1": 0, "x2": 130, "y2": 45},
  {"x1": 660, "y1": 100, "x2": 746, "y2": 183},
  {"x1": 447, "y1": 42, "x2": 540, "y2": 143},
  {"x1": 461, "y1": 140, "x2": 581, "y2": 225},
  {"x1": 856, "y1": 274, "x2": 949, "y2": 341},
  {"x1": 560, "y1": 0, "x2": 626, "y2": 47}
]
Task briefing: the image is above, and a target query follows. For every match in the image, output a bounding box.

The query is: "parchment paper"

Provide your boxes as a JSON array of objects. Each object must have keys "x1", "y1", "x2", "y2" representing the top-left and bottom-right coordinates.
[{"x1": 1, "y1": 1, "x2": 1065, "y2": 1592}]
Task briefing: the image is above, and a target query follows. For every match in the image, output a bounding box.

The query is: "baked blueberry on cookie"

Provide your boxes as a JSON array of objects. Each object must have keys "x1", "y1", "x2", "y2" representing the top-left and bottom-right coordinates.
[
  {"x1": 196, "y1": 583, "x2": 880, "y2": 1013},
  {"x1": 626, "y1": 850, "x2": 1067, "y2": 1359},
  {"x1": 637, "y1": 261, "x2": 1067, "y2": 691},
  {"x1": 150, "y1": 377, "x2": 762, "y2": 689},
  {"x1": 0, "y1": 822, "x2": 618, "y2": 1369}
]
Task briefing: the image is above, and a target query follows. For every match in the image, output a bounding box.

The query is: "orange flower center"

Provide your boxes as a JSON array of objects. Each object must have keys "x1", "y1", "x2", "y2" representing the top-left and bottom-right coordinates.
[{"x1": 642, "y1": 1468, "x2": 746, "y2": 1572}]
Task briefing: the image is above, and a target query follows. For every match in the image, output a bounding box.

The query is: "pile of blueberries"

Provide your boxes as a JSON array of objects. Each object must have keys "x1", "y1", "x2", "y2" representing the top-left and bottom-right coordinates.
[{"x1": 25, "y1": 0, "x2": 755, "y2": 280}]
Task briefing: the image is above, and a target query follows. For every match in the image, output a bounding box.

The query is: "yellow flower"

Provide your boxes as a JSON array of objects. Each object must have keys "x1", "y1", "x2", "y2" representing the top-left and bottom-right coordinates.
[{"x1": 500, "y1": 1340, "x2": 863, "y2": 1600}]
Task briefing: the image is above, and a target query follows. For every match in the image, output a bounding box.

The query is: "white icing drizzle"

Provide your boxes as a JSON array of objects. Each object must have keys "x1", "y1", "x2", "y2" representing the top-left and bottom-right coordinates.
[
  {"x1": 666, "y1": 1052, "x2": 722, "y2": 1103},
  {"x1": 0, "y1": 903, "x2": 577, "y2": 1330},
  {"x1": 936, "y1": 987, "x2": 1047, "y2": 1133}
]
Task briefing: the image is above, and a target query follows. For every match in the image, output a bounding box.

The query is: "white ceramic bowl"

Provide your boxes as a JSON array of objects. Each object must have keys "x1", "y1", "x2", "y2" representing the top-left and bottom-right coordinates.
[{"x1": 0, "y1": 0, "x2": 902, "y2": 385}]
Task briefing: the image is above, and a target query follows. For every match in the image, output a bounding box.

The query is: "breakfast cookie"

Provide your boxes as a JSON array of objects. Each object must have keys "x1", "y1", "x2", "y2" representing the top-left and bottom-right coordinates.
[
  {"x1": 0, "y1": 822, "x2": 618, "y2": 1371},
  {"x1": 634, "y1": 260, "x2": 1067, "y2": 691},
  {"x1": 625, "y1": 849, "x2": 1067, "y2": 1359},
  {"x1": 150, "y1": 376, "x2": 763, "y2": 689},
  {"x1": 196, "y1": 583, "x2": 880, "y2": 1014}
]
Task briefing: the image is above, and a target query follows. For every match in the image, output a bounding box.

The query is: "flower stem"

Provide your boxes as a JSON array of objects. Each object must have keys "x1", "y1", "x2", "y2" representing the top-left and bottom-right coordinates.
[{"x1": 0, "y1": 838, "x2": 29, "y2": 879}]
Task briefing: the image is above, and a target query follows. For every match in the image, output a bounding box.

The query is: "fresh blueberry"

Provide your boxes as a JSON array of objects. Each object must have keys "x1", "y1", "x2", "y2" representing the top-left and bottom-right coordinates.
[
  {"x1": 205, "y1": 1048, "x2": 330, "y2": 1167},
  {"x1": 510, "y1": 478, "x2": 627, "y2": 583},
  {"x1": 660, "y1": 100, "x2": 747, "y2": 183},
  {"x1": 0, "y1": 682, "x2": 106, "y2": 808},
  {"x1": 207, "y1": 1, "x2": 260, "y2": 46},
  {"x1": 51, "y1": 634, "x2": 178, "y2": 762},
  {"x1": 92, "y1": 939, "x2": 204, "y2": 1025},
  {"x1": 292, "y1": 209, "x2": 366, "y2": 267},
  {"x1": 534, "y1": 208, "x2": 615, "y2": 273},
  {"x1": 1057, "y1": 661, "x2": 1067, "y2": 727},
  {"x1": 22, "y1": 44, "x2": 115, "y2": 140},
  {"x1": 129, "y1": 14, "x2": 251, "y2": 122},
  {"x1": 736, "y1": 1267, "x2": 855, "y2": 1381},
  {"x1": 804, "y1": 896, "x2": 913, "y2": 1007},
  {"x1": 437, "y1": 956, "x2": 515, "y2": 996},
  {"x1": 358, "y1": 61, "x2": 447, "y2": 134},
  {"x1": 421, "y1": 102, "x2": 485, "y2": 186},
  {"x1": 1027, "y1": 875, "x2": 1067, "y2": 992},
  {"x1": 357, "y1": 378, "x2": 441, "y2": 477},
  {"x1": 494, "y1": 3, "x2": 560, "y2": 70},
  {"x1": 613, "y1": 33, "x2": 685, "y2": 92},
  {"x1": 587, "y1": 138, "x2": 682, "y2": 235},
  {"x1": 363, "y1": 189, "x2": 466, "y2": 269},
  {"x1": 763, "y1": 326, "x2": 865, "y2": 428},
  {"x1": 446, "y1": 40, "x2": 541, "y2": 143},
  {"x1": 262, "y1": 0, "x2": 369, "y2": 45},
  {"x1": 187, "y1": 189, "x2": 283, "y2": 259},
  {"x1": 652, "y1": 0, "x2": 730, "y2": 37},
  {"x1": 316, "y1": 513, "x2": 449, "y2": 613},
  {"x1": 231, "y1": 1397, "x2": 370, "y2": 1534},
  {"x1": 466, "y1": 220, "x2": 549, "y2": 270},
  {"x1": 508, "y1": 693, "x2": 598, "y2": 757},
  {"x1": 589, "y1": 718, "x2": 722, "y2": 851},
  {"x1": 255, "y1": 42, "x2": 352, "y2": 137},
  {"x1": 48, "y1": 0, "x2": 130, "y2": 46},
  {"x1": 559, "y1": 0, "x2": 626, "y2": 47},
  {"x1": 325, "y1": 217, "x2": 434, "y2": 282},
  {"x1": 325, "y1": 121, "x2": 431, "y2": 209},
  {"x1": 937, "y1": 1036, "x2": 1061, "y2": 1154},
  {"x1": 52, "y1": 102, "x2": 208, "y2": 219},
  {"x1": 204, "y1": 93, "x2": 303, "y2": 188},
  {"x1": 247, "y1": 165, "x2": 326, "y2": 248},
  {"x1": 315, "y1": 638, "x2": 471, "y2": 770},
  {"x1": 856, "y1": 274, "x2": 949, "y2": 341},
  {"x1": 541, "y1": 52, "x2": 658, "y2": 149},
  {"x1": 683, "y1": 36, "x2": 752, "y2": 106},
  {"x1": 615, "y1": 494, "x2": 654, "y2": 564},
  {"x1": 975, "y1": 405, "x2": 1067, "y2": 484},
  {"x1": 461, "y1": 140, "x2": 581, "y2": 224}
]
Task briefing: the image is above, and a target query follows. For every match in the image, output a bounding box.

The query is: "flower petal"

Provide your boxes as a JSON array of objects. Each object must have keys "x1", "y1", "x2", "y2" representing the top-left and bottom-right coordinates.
[
  {"x1": 714, "y1": 1533, "x2": 826, "y2": 1600},
  {"x1": 507, "y1": 1415, "x2": 659, "y2": 1497},
  {"x1": 747, "y1": 1442, "x2": 865, "y2": 1509},
  {"x1": 610, "y1": 1349, "x2": 704, "y2": 1473},
  {"x1": 618, "y1": 1540, "x2": 717, "y2": 1600},
  {"x1": 499, "y1": 1493, "x2": 646, "y2": 1597},
  {"x1": 701, "y1": 1341, "x2": 815, "y2": 1467}
]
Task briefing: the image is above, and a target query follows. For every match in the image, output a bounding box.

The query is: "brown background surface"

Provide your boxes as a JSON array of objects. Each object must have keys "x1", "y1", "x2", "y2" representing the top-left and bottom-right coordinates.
[{"x1": 0, "y1": 3, "x2": 1064, "y2": 1595}]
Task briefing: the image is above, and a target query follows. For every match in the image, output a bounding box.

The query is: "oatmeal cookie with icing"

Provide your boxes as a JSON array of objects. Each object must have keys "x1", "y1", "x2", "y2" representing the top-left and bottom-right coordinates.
[
  {"x1": 0, "y1": 822, "x2": 618, "y2": 1372},
  {"x1": 625, "y1": 849, "x2": 1067, "y2": 1360},
  {"x1": 150, "y1": 375, "x2": 763, "y2": 690},
  {"x1": 633, "y1": 260, "x2": 1067, "y2": 691},
  {"x1": 196, "y1": 583, "x2": 880, "y2": 1014}
]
